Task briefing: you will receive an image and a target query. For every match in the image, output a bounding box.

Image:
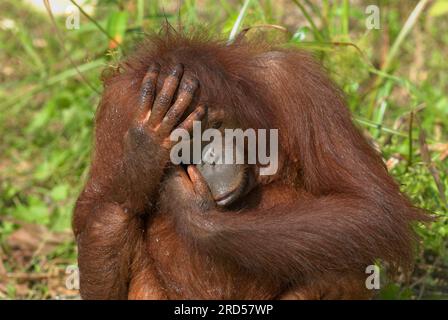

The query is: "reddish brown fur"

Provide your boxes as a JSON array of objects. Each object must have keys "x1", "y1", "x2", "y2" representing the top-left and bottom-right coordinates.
[{"x1": 73, "y1": 31, "x2": 429, "y2": 299}]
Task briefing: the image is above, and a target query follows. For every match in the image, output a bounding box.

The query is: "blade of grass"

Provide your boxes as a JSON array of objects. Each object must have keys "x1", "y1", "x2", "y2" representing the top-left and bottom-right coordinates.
[
  {"x1": 149, "y1": 0, "x2": 159, "y2": 16},
  {"x1": 407, "y1": 111, "x2": 414, "y2": 169},
  {"x1": 416, "y1": 115, "x2": 448, "y2": 208},
  {"x1": 16, "y1": 22, "x2": 45, "y2": 74},
  {"x1": 0, "y1": 59, "x2": 104, "y2": 110},
  {"x1": 179, "y1": 0, "x2": 198, "y2": 26},
  {"x1": 321, "y1": 0, "x2": 331, "y2": 39},
  {"x1": 384, "y1": 0, "x2": 429, "y2": 72},
  {"x1": 375, "y1": 100, "x2": 388, "y2": 129},
  {"x1": 287, "y1": 39, "x2": 421, "y2": 102},
  {"x1": 44, "y1": 0, "x2": 99, "y2": 93},
  {"x1": 228, "y1": 0, "x2": 252, "y2": 43},
  {"x1": 219, "y1": 0, "x2": 234, "y2": 15},
  {"x1": 136, "y1": 0, "x2": 144, "y2": 27},
  {"x1": 341, "y1": 0, "x2": 350, "y2": 38},
  {"x1": 367, "y1": 0, "x2": 429, "y2": 119},
  {"x1": 291, "y1": 0, "x2": 324, "y2": 41},
  {"x1": 354, "y1": 116, "x2": 436, "y2": 144},
  {"x1": 288, "y1": 40, "x2": 363, "y2": 52},
  {"x1": 303, "y1": 0, "x2": 320, "y2": 15},
  {"x1": 69, "y1": 0, "x2": 120, "y2": 48},
  {"x1": 354, "y1": 117, "x2": 408, "y2": 138},
  {"x1": 240, "y1": 24, "x2": 291, "y2": 39}
]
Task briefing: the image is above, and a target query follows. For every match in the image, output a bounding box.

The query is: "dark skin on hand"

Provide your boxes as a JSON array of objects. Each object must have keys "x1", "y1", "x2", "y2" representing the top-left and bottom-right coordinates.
[
  {"x1": 134, "y1": 62, "x2": 254, "y2": 208},
  {"x1": 129, "y1": 61, "x2": 255, "y2": 214},
  {"x1": 137, "y1": 63, "x2": 254, "y2": 208}
]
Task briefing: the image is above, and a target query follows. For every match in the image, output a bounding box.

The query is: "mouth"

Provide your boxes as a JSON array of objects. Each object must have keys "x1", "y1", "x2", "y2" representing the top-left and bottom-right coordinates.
[
  {"x1": 214, "y1": 189, "x2": 241, "y2": 207},
  {"x1": 212, "y1": 174, "x2": 250, "y2": 207}
]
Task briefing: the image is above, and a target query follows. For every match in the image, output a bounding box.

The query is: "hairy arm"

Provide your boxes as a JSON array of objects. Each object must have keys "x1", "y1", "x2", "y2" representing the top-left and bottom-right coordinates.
[
  {"x1": 73, "y1": 63, "x2": 205, "y2": 299},
  {"x1": 160, "y1": 166, "x2": 422, "y2": 298}
]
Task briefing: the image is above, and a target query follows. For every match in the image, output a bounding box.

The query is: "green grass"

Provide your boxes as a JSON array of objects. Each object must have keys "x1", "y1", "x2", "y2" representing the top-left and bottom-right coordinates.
[{"x1": 0, "y1": 0, "x2": 447, "y2": 299}]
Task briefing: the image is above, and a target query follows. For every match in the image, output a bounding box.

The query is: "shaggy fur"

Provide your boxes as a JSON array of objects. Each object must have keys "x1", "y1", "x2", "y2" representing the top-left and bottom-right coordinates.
[{"x1": 73, "y1": 31, "x2": 429, "y2": 299}]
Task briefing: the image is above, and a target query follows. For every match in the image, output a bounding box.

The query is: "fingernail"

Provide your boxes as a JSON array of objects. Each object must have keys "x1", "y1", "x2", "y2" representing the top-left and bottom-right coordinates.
[
  {"x1": 196, "y1": 105, "x2": 206, "y2": 116},
  {"x1": 148, "y1": 62, "x2": 161, "y2": 73},
  {"x1": 171, "y1": 63, "x2": 184, "y2": 76},
  {"x1": 191, "y1": 77, "x2": 199, "y2": 88},
  {"x1": 180, "y1": 77, "x2": 199, "y2": 93}
]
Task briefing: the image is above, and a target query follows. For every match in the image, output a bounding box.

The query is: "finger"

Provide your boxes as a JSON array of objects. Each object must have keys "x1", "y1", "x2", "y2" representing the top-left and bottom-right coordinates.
[
  {"x1": 148, "y1": 64, "x2": 184, "y2": 128},
  {"x1": 137, "y1": 63, "x2": 160, "y2": 122},
  {"x1": 158, "y1": 77, "x2": 199, "y2": 137},
  {"x1": 175, "y1": 104, "x2": 207, "y2": 134},
  {"x1": 170, "y1": 166, "x2": 193, "y2": 190},
  {"x1": 187, "y1": 165, "x2": 212, "y2": 197},
  {"x1": 163, "y1": 105, "x2": 206, "y2": 149}
]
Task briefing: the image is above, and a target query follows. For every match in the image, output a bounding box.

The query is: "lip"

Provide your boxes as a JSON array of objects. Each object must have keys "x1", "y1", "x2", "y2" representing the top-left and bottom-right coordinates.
[
  {"x1": 214, "y1": 188, "x2": 240, "y2": 207},
  {"x1": 213, "y1": 176, "x2": 250, "y2": 206},
  {"x1": 215, "y1": 191, "x2": 240, "y2": 207},
  {"x1": 212, "y1": 169, "x2": 255, "y2": 207}
]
